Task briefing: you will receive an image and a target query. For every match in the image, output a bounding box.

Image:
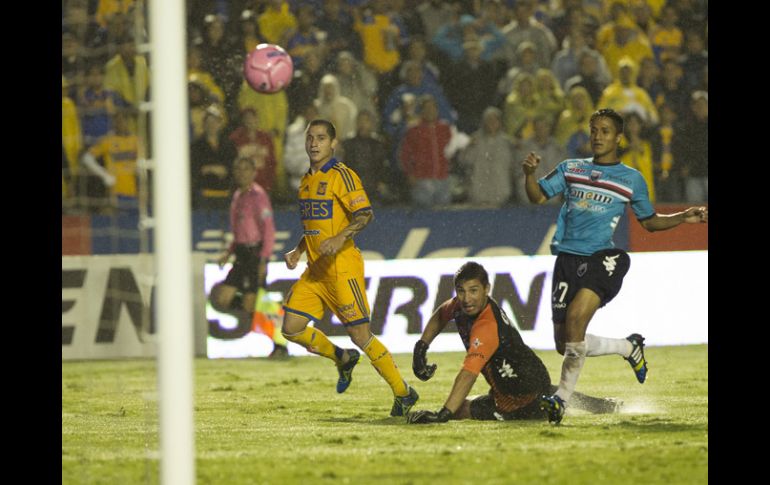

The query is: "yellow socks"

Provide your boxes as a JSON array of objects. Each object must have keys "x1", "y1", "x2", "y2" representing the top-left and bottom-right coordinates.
[
  {"x1": 282, "y1": 326, "x2": 341, "y2": 364},
  {"x1": 282, "y1": 328, "x2": 409, "y2": 398},
  {"x1": 363, "y1": 336, "x2": 408, "y2": 396}
]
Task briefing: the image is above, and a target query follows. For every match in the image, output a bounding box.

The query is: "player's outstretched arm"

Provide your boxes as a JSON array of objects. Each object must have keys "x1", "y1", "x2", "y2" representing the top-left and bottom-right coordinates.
[
  {"x1": 522, "y1": 152, "x2": 548, "y2": 204},
  {"x1": 640, "y1": 206, "x2": 708, "y2": 232}
]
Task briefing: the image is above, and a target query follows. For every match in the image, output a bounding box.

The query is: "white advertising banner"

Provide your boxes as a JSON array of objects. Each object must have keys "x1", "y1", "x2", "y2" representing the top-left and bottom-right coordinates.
[
  {"x1": 62, "y1": 254, "x2": 209, "y2": 360},
  {"x1": 205, "y1": 251, "x2": 708, "y2": 358}
]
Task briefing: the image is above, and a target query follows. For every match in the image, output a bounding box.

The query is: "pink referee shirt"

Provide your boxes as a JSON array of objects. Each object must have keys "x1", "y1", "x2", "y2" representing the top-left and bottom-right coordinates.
[{"x1": 230, "y1": 182, "x2": 276, "y2": 259}]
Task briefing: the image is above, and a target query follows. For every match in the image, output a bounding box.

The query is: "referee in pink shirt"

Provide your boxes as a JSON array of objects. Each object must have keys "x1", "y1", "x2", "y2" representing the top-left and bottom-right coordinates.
[{"x1": 209, "y1": 156, "x2": 289, "y2": 357}]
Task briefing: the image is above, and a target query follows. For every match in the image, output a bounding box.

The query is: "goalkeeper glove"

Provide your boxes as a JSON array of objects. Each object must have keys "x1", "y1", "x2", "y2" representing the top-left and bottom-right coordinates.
[
  {"x1": 412, "y1": 340, "x2": 437, "y2": 381},
  {"x1": 406, "y1": 406, "x2": 453, "y2": 424}
]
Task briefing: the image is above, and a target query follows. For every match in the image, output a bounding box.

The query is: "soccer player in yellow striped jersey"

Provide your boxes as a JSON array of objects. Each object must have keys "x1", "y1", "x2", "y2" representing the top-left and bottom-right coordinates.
[
  {"x1": 281, "y1": 119, "x2": 419, "y2": 417},
  {"x1": 81, "y1": 109, "x2": 139, "y2": 200}
]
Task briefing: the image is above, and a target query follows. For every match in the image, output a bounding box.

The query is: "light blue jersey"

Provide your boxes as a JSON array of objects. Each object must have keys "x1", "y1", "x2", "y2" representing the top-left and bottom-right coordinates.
[{"x1": 538, "y1": 158, "x2": 656, "y2": 256}]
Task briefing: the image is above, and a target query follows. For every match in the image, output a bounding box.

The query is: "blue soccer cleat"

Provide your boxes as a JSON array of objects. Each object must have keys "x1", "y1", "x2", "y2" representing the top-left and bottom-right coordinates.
[
  {"x1": 336, "y1": 349, "x2": 360, "y2": 393},
  {"x1": 390, "y1": 384, "x2": 420, "y2": 417},
  {"x1": 625, "y1": 333, "x2": 648, "y2": 384},
  {"x1": 540, "y1": 394, "x2": 566, "y2": 425}
]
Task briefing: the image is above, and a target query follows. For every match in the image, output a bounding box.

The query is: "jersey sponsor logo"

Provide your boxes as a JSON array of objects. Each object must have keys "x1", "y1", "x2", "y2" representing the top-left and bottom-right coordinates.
[
  {"x1": 566, "y1": 167, "x2": 588, "y2": 174},
  {"x1": 566, "y1": 162, "x2": 587, "y2": 170},
  {"x1": 570, "y1": 188, "x2": 613, "y2": 204},
  {"x1": 574, "y1": 200, "x2": 608, "y2": 212},
  {"x1": 303, "y1": 229, "x2": 320, "y2": 236},
  {"x1": 473, "y1": 337, "x2": 483, "y2": 349},
  {"x1": 467, "y1": 351, "x2": 484, "y2": 360},
  {"x1": 317, "y1": 181, "x2": 328, "y2": 195},
  {"x1": 299, "y1": 199, "x2": 332, "y2": 220},
  {"x1": 603, "y1": 254, "x2": 620, "y2": 275},
  {"x1": 497, "y1": 359, "x2": 518, "y2": 379}
]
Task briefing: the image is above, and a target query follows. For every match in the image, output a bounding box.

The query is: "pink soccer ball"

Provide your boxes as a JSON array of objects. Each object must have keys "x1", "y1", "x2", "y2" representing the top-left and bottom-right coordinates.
[{"x1": 243, "y1": 43, "x2": 294, "y2": 94}]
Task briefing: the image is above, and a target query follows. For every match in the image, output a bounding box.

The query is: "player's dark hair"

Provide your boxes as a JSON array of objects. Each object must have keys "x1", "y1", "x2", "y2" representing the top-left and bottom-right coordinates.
[
  {"x1": 590, "y1": 108, "x2": 624, "y2": 135},
  {"x1": 307, "y1": 119, "x2": 337, "y2": 140},
  {"x1": 454, "y1": 262, "x2": 490, "y2": 288}
]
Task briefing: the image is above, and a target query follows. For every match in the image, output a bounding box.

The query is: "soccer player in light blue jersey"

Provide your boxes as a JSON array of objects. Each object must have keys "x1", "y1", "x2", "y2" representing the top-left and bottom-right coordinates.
[{"x1": 522, "y1": 108, "x2": 708, "y2": 424}]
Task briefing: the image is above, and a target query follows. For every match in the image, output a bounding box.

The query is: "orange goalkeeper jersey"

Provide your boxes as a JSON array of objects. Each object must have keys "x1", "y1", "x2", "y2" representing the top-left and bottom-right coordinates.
[{"x1": 297, "y1": 158, "x2": 372, "y2": 281}]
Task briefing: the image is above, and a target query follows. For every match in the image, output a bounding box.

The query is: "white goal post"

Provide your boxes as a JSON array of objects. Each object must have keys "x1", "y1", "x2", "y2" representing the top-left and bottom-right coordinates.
[{"x1": 149, "y1": 0, "x2": 195, "y2": 483}]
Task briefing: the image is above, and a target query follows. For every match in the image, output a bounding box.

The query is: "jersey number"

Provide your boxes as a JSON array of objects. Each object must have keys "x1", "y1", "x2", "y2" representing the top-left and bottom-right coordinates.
[{"x1": 553, "y1": 282, "x2": 568, "y2": 303}]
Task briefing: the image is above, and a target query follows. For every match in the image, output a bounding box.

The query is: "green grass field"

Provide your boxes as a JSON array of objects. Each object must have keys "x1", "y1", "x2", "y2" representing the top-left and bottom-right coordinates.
[{"x1": 62, "y1": 344, "x2": 707, "y2": 484}]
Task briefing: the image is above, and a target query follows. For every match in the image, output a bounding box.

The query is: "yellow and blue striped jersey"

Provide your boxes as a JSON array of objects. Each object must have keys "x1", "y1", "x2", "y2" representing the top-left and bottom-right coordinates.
[
  {"x1": 88, "y1": 133, "x2": 139, "y2": 197},
  {"x1": 298, "y1": 158, "x2": 372, "y2": 280}
]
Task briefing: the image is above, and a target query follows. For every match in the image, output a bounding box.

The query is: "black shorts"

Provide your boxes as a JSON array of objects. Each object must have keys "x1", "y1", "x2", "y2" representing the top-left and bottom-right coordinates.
[
  {"x1": 223, "y1": 244, "x2": 265, "y2": 293},
  {"x1": 469, "y1": 393, "x2": 544, "y2": 421},
  {"x1": 551, "y1": 248, "x2": 630, "y2": 323}
]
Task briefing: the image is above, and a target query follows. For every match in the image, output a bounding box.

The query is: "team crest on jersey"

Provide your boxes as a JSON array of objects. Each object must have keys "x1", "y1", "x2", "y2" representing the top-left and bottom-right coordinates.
[
  {"x1": 317, "y1": 182, "x2": 328, "y2": 195},
  {"x1": 590, "y1": 170, "x2": 602, "y2": 181}
]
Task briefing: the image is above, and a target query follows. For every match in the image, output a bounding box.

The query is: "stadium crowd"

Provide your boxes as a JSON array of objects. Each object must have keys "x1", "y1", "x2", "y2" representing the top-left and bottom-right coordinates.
[{"x1": 62, "y1": 0, "x2": 708, "y2": 214}]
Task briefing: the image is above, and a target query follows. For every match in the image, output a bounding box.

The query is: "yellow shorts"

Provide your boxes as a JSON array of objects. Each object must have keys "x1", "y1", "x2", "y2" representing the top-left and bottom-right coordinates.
[{"x1": 283, "y1": 272, "x2": 370, "y2": 326}]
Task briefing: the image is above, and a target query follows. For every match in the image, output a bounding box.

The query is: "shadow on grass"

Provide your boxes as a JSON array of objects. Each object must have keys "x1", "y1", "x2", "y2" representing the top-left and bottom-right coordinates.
[
  {"x1": 319, "y1": 416, "x2": 407, "y2": 426},
  {"x1": 613, "y1": 417, "x2": 706, "y2": 433},
  {"x1": 319, "y1": 416, "x2": 552, "y2": 429}
]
